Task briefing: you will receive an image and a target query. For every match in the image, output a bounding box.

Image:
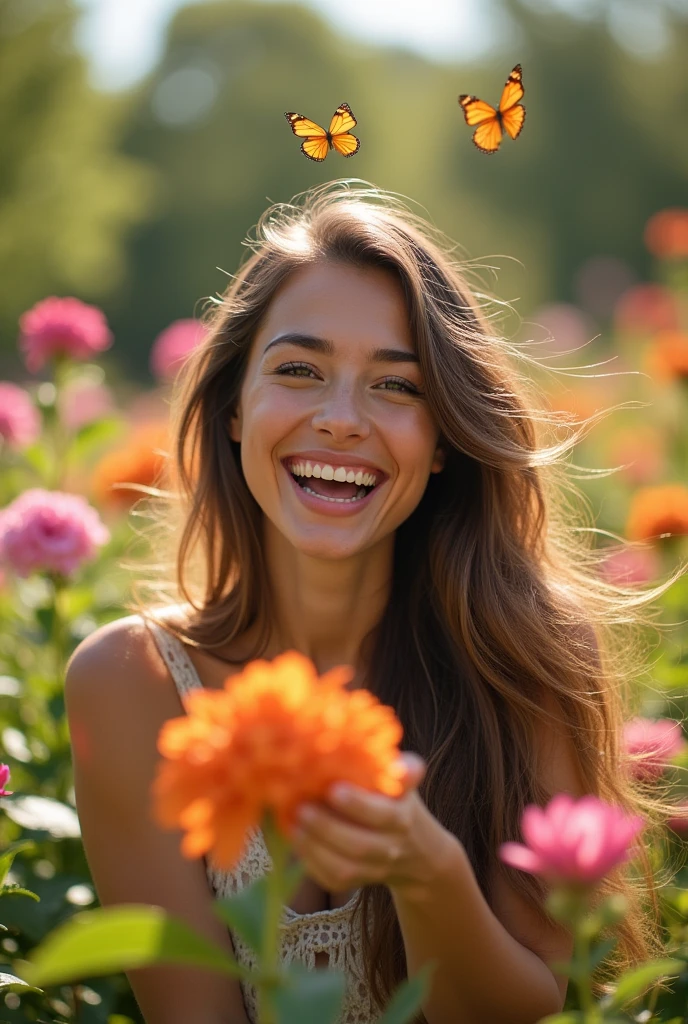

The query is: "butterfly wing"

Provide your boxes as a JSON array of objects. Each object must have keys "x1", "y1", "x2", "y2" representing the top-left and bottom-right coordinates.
[
  {"x1": 328, "y1": 103, "x2": 360, "y2": 158},
  {"x1": 458, "y1": 95, "x2": 502, "y2": 153},
  {"x1": 498, "y1": 64, "x2": 526, "y2": 141},
  {"x1": 284, "y1": 111, "x2": 330, "y2": 161},
  {"x1": 472, "y1": 118, "x2": 503, "y2": 154},
  {"x1": 458, "y1": 95, "x2": 498, "y2": 127}
]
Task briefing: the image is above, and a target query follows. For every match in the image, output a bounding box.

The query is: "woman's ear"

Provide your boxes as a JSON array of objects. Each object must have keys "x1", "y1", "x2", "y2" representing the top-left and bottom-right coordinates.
[
  {"x1": 228, "y1": 405, "x2": 242, "y2": 443},
  {"x1": 431, "y1": 443, "x2": 446, "y2": 474}
]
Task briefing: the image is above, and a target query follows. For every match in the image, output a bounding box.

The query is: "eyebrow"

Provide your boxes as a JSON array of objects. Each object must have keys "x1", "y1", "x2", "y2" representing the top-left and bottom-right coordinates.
[{"x1": 262, "y1": 332, "x2": 420, "y2": 365}]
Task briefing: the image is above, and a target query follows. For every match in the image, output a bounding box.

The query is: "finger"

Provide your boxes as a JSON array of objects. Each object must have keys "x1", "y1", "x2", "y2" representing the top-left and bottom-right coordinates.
[
  {"x1": 291, "y1": 830, "x2": 367, "y2": 892},
  {"x1": 327, "y1": 779, "x2": 404, "y2": 826},
  {"x1": 296, "y1": 803, "x2": 396, "y2": 863},
  {"x1": 397, "y1": 752, "x2": 426, "y2": 793}
]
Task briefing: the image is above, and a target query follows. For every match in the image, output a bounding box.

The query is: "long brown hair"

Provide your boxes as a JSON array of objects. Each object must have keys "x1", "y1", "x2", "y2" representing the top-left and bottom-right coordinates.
[{"x1": 128, "y1": 181, "x2": 684, "y2": 1011}]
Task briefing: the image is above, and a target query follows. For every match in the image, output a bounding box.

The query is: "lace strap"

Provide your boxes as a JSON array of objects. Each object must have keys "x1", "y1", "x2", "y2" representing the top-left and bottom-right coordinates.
[{"x1": 147, "y1": 621, "x2": 203, "y2": 698}]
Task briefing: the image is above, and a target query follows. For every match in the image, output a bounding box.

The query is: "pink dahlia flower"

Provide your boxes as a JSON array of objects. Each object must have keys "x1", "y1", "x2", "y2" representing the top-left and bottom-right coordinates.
[
  {"x1": 0, "y1": 489, "x2": 110, "y2": 578},
  {"x1": 623, "y1": 717, "x2": 685, "y2": 781},
  {"x1": 599, "y1": 547, "x2": 659, "y2": 587},
  {"x1": 0, "y1": 764, "x2": 12, "y2": 797},
  {"x1": 59, "y1": 380, "x2": 115, "y2": 431},
  {"x1": 0, "y1": 383, "x2": 40, "y2": 449},
  {"x1": 19, "y1": 297, "x2": 113, "y2": 373},
  {"x1": 499, "y1": 793, "x2": 644, "y2": 886},
  {"x1": 150, "y1": 319, "x2": 207, "y2": 382}
]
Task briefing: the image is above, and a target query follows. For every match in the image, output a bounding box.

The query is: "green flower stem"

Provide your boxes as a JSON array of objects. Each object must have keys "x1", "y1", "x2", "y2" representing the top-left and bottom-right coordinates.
[
  {"x1": 259, "y1": 811, "x2": 291, "y2": 1024},
  {"x1": 49, "y1": 354, "x2": 71, "y2": 489},
  {"x1": 49, "y1": 574, "x2": 68, "y2": 683},
  {"x1": 573, "y1": 917, "x2": 598, "y2": 1023}
]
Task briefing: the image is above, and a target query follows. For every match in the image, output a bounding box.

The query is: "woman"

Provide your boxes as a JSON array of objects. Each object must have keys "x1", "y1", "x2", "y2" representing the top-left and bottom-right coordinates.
[{"x1": 65, "y1": 183, "x2": 667, "y2": 1024}]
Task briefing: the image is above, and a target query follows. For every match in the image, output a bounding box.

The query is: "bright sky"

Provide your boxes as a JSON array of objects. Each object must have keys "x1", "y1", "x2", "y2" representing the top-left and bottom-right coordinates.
[
  {"x1": 74, "y1": 0, "x2": 678, "y2": 91},
  {"x1": 74, "y1": 0, "x2": 505, "y2": 90}
]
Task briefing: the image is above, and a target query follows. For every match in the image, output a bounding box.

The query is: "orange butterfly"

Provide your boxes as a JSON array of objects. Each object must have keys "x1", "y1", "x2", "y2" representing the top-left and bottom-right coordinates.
[
  {"x1": 284, "y1": 102, "x2": 360, "y2": 162},
  {"x1": 458, "y1": 64, "x2": 525, "y2": 154}
]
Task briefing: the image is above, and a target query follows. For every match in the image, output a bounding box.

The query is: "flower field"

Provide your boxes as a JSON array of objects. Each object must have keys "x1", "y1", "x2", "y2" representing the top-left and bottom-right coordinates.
[{"x1": 0, "y1": 211, "x2": 687, "y2": 1023}]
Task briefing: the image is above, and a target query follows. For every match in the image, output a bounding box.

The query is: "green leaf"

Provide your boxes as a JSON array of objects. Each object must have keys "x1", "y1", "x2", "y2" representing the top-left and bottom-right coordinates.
[
  {"x1": 214, "y1": 862, "x2": 304, "y2": 953},
  {"x1": 67, "y1": 417, "x2": 126, "y2": 465},
  {"x1": 375, "y1": 962, "x2": 435, "y2": 1024},
  {"x1": 0, "y1": 971, "x2": 42, "y2": 995},
  {"x1": 273, "y1": 964, "x2": 346, "y2": 1024},
  {"x1": 607, "y1": 958, "x2": 685, "y2": 1008},
  {"x1": 0, "y1": 884, "x2": 40, "y2": 901},
  {"x1": 22, "y1": 904, "x2": 243, "y2": 988},
  {"x1": 589, "y1": 937, "x2": 617, "y2": 971},
  {"x1": 0, "y1": 840, "x2": 36, "y2": 888},
  {"x1": 536, "y1": 1014, "x2": 583, "y2": 1024}
]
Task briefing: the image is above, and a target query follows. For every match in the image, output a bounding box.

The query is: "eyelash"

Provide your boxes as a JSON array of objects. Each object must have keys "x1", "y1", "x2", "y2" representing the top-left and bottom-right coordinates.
[{"x1": 274, "y1": 361, "x2": 423, "y2": 396}]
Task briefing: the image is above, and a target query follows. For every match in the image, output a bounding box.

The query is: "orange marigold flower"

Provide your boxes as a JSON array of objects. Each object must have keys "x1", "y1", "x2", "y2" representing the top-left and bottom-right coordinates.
[
  {"x1": 644, "y1": 208, "x2": 688, "y2": 260},
  {"x1": 626, "y1": 484, "x2": 688, "y2": 542},
  {"x1": 91, "y1": 422, "x2": 169, "y2": 509},
  {"x1": 152, "y1": 651, "x2": 405, "y2": 870},
  {"x1": 644, "y1": 330, "x2": 688, "y2": 383}
]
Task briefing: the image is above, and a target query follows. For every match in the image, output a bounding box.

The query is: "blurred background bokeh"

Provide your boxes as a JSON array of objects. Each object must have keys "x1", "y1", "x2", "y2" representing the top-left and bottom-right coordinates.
[{"x1": 1, "y1": 1, "x2": 688, "y2": 1021}]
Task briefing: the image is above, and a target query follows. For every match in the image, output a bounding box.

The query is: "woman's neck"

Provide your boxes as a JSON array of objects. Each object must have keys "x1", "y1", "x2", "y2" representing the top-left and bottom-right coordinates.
[{"x1": 261, "y1": 519, "x2": 394, "y2": 678}]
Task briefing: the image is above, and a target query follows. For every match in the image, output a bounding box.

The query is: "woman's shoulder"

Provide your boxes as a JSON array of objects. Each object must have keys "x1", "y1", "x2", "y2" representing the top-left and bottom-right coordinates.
[{"x1": 64, "y1": 604, "x2": 191, "y2": 712}]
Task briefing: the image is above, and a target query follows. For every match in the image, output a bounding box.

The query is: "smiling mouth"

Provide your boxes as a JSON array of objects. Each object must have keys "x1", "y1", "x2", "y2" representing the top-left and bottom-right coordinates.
[{"x1": 284, "y1": 458, "x2": 381, "y2": 504}]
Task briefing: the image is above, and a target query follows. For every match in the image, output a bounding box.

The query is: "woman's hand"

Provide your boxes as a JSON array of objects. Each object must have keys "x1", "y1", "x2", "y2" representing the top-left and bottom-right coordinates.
[{"x1": 289, "y1": 752, "x2": 459, "y2": 897}]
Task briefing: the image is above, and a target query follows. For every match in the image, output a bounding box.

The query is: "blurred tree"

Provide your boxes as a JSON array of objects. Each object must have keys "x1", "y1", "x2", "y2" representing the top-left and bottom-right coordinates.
[
  {"x1": 109, "y1": 0, "x2": 688, "y2": 381},
  {"x1": 0, "y1": 0, "x2": 154, "y2": 374}
]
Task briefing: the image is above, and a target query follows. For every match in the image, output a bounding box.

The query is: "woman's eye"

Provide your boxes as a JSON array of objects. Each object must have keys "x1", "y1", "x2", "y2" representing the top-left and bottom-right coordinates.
[
  {"x1": 274, "y1": 361, "x2": 319, "y2": 379},
  {"x1": 375, "y1": 377, "x2": 423, "y2": 396}
]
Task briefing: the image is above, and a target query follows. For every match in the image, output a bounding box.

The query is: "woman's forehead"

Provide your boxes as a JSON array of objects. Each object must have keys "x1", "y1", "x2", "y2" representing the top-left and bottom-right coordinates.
[{"x1": 256, "y1": 262, "x2": 414, "y2": 353}]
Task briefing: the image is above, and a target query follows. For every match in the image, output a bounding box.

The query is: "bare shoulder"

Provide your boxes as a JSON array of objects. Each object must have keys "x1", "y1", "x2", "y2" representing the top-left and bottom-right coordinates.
[{"x1": 65, "y1": 615, "x2": 248, "y2": 1024}]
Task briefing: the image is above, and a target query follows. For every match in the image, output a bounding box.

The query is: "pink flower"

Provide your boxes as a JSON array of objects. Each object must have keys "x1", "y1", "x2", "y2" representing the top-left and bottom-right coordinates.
[
  {"x1": 667, "y1": 801, "x2": 688, "y2": 836},
  {"x1": 499, "y1": 793, "x2": 644, "y2": 886},
  {"x1": 0, "y1": 489, "x2": 110, "y2": 578},
  {"x1": 614, "y1": 283, "x2": 679, "y2": 337},
  {"x1": 599, "y1": 547, "x2": 660, "y2": 587},
  {"x1": 0, "y1": 764, "x2": 12, "y2": 797},
  {"x1": 19, "y1": 297, "x2": 113, "y2": 373},
  {"x1": 623, "y1": 717, "x2": 685, "y2": 781},
  {"x1": 59, "y1": 380, "x2": 115, "y2": 431},
  {"x1": 0, "y1": 383, "x2": 40, "y2": 449},
  {"x1": 150, "y1": 319, "x2": 207, "y2": 382}
]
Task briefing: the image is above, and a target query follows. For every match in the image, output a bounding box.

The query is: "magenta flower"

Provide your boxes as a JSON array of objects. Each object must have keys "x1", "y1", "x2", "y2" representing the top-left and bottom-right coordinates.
[
  {"x1": 0, "y1": 383, "x2": 40, "y2": 449},
  {"x1": 0, "y1": 489, "x2": 110, "y2": 578},
  {"x1": 623, "y1": 717, "x2": 685, "y2": 782},
  {"x1": 499, "y1": 793, "x2": 644, "y2": 886},
  {"x1": 0, "y1": 764, "x2": 12, "y2": 797},
  {"x1": 19, "y1": 297, "x2": 113, "y2": 373},
  {"x1": 667, "y1": 801, "x2": 688, "y2": 837},
  {"x1": 599, "y1": 547, "x2": 660, "y2": 587},
  {"x1": 150, "y1": 319, "x2": 207, "y2": 382},
  {"x1": 59, "y1": 380, "x2": 115, "y2": 431}
]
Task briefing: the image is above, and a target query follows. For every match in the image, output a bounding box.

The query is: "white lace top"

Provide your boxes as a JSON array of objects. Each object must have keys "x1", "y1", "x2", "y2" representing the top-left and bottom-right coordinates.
[{"x1": 146, "y1": 620, "x2": 377, "y2": 1024}]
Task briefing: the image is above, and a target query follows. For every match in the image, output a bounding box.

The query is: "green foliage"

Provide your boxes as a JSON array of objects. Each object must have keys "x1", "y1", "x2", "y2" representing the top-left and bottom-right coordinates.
[
  {"x1": 0, "y1": 0, "x2": 154, "y2": 361},
  {"x1": 272, "y1": 965, "x2": 346, "y2": 1024},
  {"x1": 23, "y1": 904, "x2": 242, "y2": 988}
]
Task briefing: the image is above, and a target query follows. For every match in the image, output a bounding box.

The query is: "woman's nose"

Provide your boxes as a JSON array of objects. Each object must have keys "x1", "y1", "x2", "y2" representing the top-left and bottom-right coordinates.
[{"x1": 310, "y1": 386, "x2": 370, "y2": 441}]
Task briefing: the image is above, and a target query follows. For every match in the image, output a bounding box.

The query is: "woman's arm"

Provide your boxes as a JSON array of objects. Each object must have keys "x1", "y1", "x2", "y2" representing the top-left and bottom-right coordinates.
[
  {"x1": 65, "y1": 617, "x2": 250, "y2": 1024},
  {"x1": 391, "y1": 696, "x2": 583, "y2": 1024}
]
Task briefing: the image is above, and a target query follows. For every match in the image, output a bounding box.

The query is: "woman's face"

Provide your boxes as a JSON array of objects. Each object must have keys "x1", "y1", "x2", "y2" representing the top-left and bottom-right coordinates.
[{"x1": 230, "y1": 261, "x2": 444, "y2": 560}]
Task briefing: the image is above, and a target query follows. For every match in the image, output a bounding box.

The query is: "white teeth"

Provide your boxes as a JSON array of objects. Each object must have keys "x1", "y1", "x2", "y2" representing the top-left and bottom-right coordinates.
[{"x1": 288, "y1": 460, "x2": 379, "y2": 485}]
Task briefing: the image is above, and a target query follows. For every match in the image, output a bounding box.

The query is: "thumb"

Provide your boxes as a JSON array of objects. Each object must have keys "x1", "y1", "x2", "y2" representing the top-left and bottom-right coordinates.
[{"x1": 397, "y1": 752, "x2": 426, "y2": 794}]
